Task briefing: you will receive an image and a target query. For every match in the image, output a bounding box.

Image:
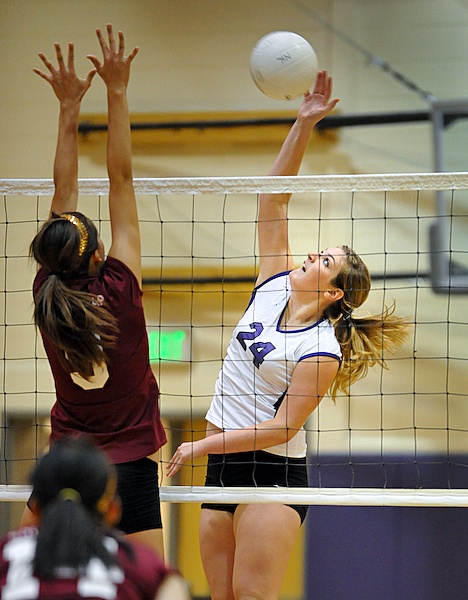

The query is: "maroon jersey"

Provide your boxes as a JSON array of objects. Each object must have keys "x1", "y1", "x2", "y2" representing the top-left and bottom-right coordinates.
[
  {"x1": 0, "y1": 527, "x2": 173, "y2": 599},
  {"x1": 33, "y1": 257, "x2": 166, "y2": 464}
]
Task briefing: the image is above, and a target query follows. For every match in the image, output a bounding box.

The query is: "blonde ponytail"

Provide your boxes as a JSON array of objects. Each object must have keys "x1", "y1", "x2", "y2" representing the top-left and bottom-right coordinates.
[
  {"x1": 329, "y1": 304, "x2": 410, "y2": 400},
  {"x1": 323, "y1": 245, "x2": 410, "y2": 400}
]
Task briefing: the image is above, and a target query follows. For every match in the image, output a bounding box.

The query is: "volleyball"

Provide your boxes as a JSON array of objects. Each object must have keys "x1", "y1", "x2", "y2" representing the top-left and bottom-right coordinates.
[{"x1": 249, "y1": 31, "x2": 319, "y2": 101}]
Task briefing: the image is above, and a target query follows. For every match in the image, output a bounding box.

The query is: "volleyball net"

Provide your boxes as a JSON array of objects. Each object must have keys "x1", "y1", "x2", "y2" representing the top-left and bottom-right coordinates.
[{"x1": 1, "y1": 173, "x2": 467, "y2": 507}]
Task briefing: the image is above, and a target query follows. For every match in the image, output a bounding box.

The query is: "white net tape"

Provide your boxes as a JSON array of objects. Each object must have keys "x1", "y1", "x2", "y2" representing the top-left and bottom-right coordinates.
[
  {"x1": 2, "y1": 485, "x2": 468, "y2": 507},
  {"x1": 3, "y1": 171, "x2": 468, "y2": 195}
]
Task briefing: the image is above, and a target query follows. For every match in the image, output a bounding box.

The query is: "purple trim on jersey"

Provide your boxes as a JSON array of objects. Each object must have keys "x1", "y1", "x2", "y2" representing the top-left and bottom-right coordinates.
[
  {"x1": 244, "y1": 270, "x2": 291, "y2": 314},
  {"x1": 298, "y1": 351, "x2": 341, "y2": 363},
  {"x1": 277, "y1": 307, "x2": 326, "y2": 334},
  {"x1": 33, "y1": 257, "x2": 166, "y2": 464}
]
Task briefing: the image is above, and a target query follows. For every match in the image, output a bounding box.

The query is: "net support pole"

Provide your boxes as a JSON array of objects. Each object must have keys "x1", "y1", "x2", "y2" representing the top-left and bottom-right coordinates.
[{"x1": 430, "y1": 99, "x2": 468, "y2": 294}]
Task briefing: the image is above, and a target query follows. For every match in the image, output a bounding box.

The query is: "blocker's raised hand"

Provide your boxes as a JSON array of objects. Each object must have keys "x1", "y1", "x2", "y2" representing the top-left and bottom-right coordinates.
[
  {"x1": 34, "y1": 42, "x2": 96, "y2": 104},
  {"x1": 87, "y1": 24, "x2": 139, "y2": 92}
]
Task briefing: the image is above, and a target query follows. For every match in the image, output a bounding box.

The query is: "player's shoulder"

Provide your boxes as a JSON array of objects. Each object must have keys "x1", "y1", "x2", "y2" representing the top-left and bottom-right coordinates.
[
  {"x1": 101, "y1": 256, "x2": 142, "y2": 293},
  {"x1": 255, "y1": 270, "x2": 291, "y2": 291}
]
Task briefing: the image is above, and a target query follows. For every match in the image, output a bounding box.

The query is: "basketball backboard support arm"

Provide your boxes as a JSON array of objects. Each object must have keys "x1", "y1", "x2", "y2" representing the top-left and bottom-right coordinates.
[{"x1": 430, "y1": 99, "x2": 468, "y2": 294}]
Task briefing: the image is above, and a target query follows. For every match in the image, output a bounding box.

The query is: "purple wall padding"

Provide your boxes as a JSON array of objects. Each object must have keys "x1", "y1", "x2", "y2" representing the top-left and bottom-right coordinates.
[{"x1": 305, "y1": 455, "x2": 468, "y2": 600}]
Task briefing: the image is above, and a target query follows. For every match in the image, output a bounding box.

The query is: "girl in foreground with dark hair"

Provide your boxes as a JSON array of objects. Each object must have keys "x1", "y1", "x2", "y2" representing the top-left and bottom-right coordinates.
[
  {"x1": 0, "y1": 437, "x2": 190, "y2": 599},
  {"x1": 22, "y1": 25, "x2": 166, "y2": 557}
]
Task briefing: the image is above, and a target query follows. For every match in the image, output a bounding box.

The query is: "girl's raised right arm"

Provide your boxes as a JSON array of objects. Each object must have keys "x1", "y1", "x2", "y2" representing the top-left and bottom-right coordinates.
[{"x1": 256, "y1": 70, "x2": 339, "y2": 286}]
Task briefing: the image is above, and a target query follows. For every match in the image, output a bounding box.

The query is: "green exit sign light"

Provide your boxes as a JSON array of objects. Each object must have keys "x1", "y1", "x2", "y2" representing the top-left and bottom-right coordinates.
[{"x1": 148, "y1": 328, "x2": 189, "y2": 363}]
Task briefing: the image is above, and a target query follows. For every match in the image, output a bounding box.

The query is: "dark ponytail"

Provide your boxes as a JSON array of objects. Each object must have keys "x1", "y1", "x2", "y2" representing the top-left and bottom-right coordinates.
[
  {"x1": 31, "y1": 437, "x2": 125, "y2": 578},
  {"x1": 30, "y1": 212, "x2": 118, "y2": 379}
]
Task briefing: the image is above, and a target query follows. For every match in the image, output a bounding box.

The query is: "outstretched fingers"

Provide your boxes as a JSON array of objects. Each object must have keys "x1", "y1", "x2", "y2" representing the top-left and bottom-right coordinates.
[
  {"x1": 95, "y1": 26, "x2": 109, "y2": 57},
  {"x1": 117, "y1": 28, "x2": 124, "y2": 58},
  {"x1": 311, "y1": 69, "x2": 331, "y2": 99},
  {"x1": 93, "y1": 24, "x2": 132, "y2": 62},
  {"x1": 55, "y1": 42, "x2": 66, "y2": 72},
  {"x1": 127, "y1": 44, "x2": 139, "y2": 64},
  {"x1": 87, "y1": 24, "x2": 139, "y2": 89},
  {"x1": 34, "y1": 41, "x2": 96, "y2": 102},
  {"x1": 83, "y1": 67, "x2": 98, "y2": 89},
  {"x1": 107, "y1": 23, "x2": 116, "y2": 52},
  {"x1": 320, "y1": 71, "x2": 340, "y2": 111},
  {"x1": 66, "y1": 42, "x2": 77, "y2": 76},
  {"x1": 86, "y1": 53, "x2": 101, "y2": 71},
  {"x1": 33, "y1": 48, "x2": 59, "y2": 82},
  {"x1": 296, "y1": 70, "x2": 339, "y2": 125},
  {"x1": 33, "y1": 61, "x2": 52, "y2": 83}
]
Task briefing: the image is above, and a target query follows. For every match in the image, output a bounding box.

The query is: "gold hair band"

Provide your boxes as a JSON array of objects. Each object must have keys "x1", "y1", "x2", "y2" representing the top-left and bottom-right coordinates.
[
  {"x1": 59, "y1": 487, "x2": 81, "y2": 502},
  {"x1": 60, "y1": 213, "x2": 89, "y2": 258}
]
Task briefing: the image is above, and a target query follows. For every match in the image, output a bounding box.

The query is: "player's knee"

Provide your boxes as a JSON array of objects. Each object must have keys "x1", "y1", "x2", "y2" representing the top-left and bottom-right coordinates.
[
  {"x1": 234, "y1": 582, "x2": 273, "y2": 600},
  {"x1": 201, "y1": 507, "x2": 233, "y2": 533}
]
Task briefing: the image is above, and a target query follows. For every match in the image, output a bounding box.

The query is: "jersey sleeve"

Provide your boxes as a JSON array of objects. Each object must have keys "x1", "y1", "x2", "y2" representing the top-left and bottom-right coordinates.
[
  {"x1": 97, "y1": 257, "x2": 142, "y2": 304},
  {"x1": 296, "y1": 321, "x2": 342, "y2": 363}
]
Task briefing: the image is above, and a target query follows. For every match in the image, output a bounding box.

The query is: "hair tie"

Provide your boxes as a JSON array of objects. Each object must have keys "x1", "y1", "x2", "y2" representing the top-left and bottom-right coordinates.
[
  {"x1": 342, "y1": 310, "x2": 353, "y2": 324},
  {"x1": 60, "y1": 213, "x2": 89, "y2": 258},
  {"x1": 59, "y1": 488, "x2": 81, "y2": 502}
]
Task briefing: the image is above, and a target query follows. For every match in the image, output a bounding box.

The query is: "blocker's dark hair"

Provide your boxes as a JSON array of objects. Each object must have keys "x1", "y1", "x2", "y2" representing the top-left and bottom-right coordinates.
[{"x1": 30, "y1": 212, "x2": 118, "y2": 380}]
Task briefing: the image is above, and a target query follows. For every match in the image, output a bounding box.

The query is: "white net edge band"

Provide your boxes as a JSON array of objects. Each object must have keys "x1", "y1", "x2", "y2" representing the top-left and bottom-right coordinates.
[
  {"x1": 2, "y1": 172, "x2": 468, "y2": 195},
  {"x1": 2, "y1": 485, "x2": 468, "y2": 507}
]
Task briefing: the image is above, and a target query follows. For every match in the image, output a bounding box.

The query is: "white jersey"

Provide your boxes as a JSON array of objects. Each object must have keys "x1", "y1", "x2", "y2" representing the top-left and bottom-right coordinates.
[{"x1": 206, "y1": 271, "x2": 341, "y2": 458}]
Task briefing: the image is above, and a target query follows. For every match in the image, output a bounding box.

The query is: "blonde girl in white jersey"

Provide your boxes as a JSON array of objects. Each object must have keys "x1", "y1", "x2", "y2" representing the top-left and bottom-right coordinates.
[{"x1": 168, "y1": 71, "x2": 409, "y2": 600}]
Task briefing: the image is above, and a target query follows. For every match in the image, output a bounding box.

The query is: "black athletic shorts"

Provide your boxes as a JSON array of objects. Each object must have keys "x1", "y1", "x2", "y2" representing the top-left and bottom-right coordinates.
[
  {"x1": 201, "y1": 450, "x2": 309, "y2": 524},
  {"x1": 115, "y1": 457, "x2": 162, "y2": 534}
]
